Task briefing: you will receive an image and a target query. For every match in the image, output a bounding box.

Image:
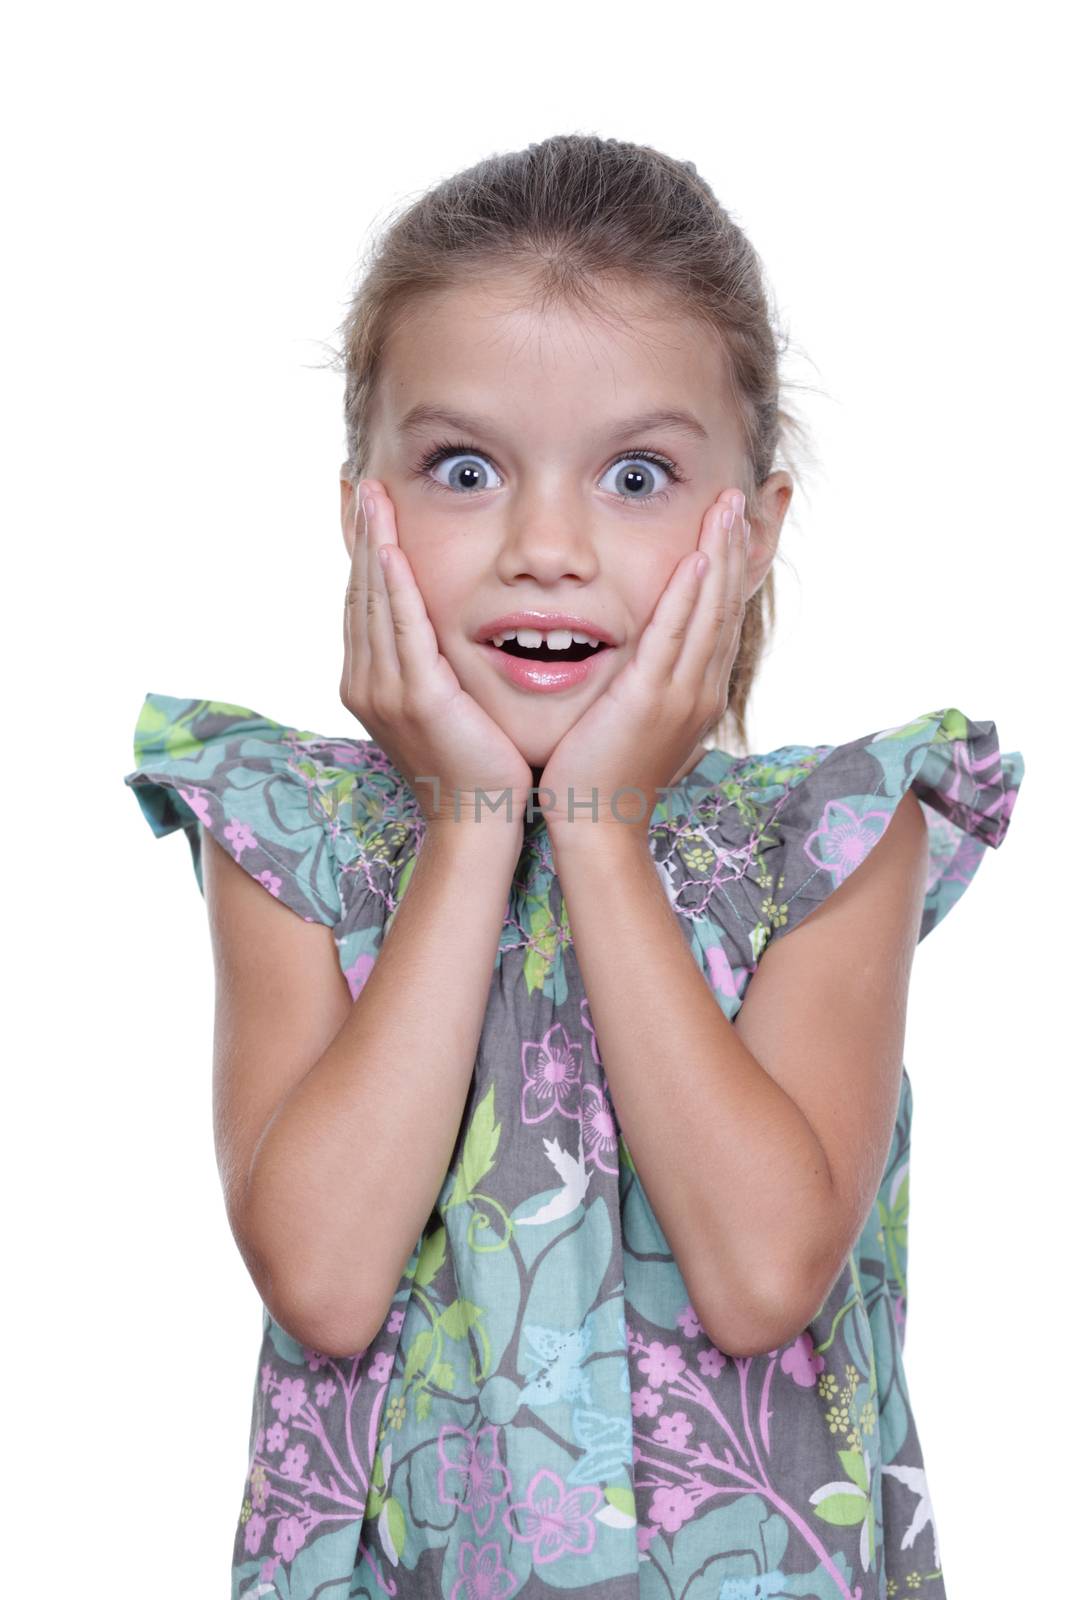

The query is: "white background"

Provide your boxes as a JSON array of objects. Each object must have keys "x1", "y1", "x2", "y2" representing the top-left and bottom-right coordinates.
[{"x1": 6, "y1": 2, "x2": 1059, "y2": 1592}]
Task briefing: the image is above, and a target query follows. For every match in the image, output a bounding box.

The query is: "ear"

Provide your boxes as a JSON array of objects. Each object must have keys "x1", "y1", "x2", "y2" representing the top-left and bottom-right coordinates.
[{"x1": 746, "y1": 470, "x2": 793, "y2": 595}]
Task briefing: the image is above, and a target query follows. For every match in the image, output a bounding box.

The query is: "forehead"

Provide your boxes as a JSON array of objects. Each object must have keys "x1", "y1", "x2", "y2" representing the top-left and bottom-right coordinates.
[{"x1": 375, "y1": 276, "x2": 736, "y2": 437}]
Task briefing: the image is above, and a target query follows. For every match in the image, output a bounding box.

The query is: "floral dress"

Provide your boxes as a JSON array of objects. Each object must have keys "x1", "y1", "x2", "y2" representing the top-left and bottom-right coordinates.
[{"x1": 124, "y1": 692, "x2": 1025, "y2": 1600}]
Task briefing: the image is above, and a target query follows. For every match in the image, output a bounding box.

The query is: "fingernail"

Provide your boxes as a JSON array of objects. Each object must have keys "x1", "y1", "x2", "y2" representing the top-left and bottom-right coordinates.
[
  {"x1": 723, "y1": 506, "x2": 736, "y2": 533},
  {"x1": 730, "y1": 490, "x2": 746, "y2": 517}
]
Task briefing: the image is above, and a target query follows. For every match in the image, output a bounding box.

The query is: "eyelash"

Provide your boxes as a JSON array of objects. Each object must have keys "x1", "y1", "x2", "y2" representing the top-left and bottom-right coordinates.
[{"x1": 413, "y1": 437, "x2": 686, "y2": 508}]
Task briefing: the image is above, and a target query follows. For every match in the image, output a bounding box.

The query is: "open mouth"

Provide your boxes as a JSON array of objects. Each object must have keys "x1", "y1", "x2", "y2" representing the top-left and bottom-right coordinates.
[{"x1": 492, "y1": 638, "x2": 608, "y2": 664}]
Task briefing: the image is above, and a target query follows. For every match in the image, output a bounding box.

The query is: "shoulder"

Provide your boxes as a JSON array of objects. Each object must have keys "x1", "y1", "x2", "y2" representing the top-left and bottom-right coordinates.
[
  {"x1": 721, "y1": 705, "x2": 1025, "y2": 959},
  {"x1": 122, "y1": 691, "x2": 402, "y2": 927}
]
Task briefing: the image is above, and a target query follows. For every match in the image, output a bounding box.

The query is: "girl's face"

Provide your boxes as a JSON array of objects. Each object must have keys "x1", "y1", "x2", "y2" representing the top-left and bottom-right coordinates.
[{"x1": 342, "y1": 275, "x2": 791, "y2": 778}]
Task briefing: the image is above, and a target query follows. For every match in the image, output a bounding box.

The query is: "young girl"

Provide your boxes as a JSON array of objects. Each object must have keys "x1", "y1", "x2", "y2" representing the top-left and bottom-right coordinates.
[{"x1": 124, "y1": 135, "x2": 1024, "y2": 1600}]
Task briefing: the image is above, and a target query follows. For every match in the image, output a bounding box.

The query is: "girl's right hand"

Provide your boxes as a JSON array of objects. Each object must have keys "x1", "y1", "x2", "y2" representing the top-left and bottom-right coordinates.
[{"x1": 341, "y1": 479, "x2": 533, "y2": 829}]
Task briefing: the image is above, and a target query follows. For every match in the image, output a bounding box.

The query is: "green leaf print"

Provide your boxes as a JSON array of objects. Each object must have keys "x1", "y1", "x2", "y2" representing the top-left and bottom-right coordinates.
[
  {"x1": 402, "y1": 1327, "x2": 435, "y2": 1385},
  {"x1": 838, "y1": 1448, "x2": 869, "y2": 1490},
  {"x1": 812, "y1": 1447, "x2": 871, "y2": 1530},
  {"x1": 445, "y1": 1084, "x2": 501, "y2": 1209},
  {"x1": 439, "y1": 1298, "x2": 483, "y2": 1341},
  {"x1": 812, "y1": 1489, "x2": 868, "y2": 1527},
  {"x1": 602, "y1": 1482, "x2": 636, "y2": 1520},
  {"x1": 395, "y1": 850, "x2": 417, "y2": 902},
  {"x1": 427, "y1": 1358, "x2": 456, "y2": 1390},
  {"x1": 413, "y1": 1224, "x2": 447, "y2": 1287},
  {"x1": 366, "y1": 1445, "x2": 389, "y2": 1518},
  {"x1": 134, "y1": 696, "x2": 205, "y2": 763},
  {"x1": 379, "y1": 1494, "x2": 407, "y2": 1564},
  {"x1": 522, "y1": 892, "x2": 558, "y2": 996}
]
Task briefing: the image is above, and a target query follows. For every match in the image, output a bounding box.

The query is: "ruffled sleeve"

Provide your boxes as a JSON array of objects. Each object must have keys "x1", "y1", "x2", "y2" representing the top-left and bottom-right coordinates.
[
  {"x1": 723, "y1": 707, "x2": 1025, "y2": 960},
  {"x1": 123, "y1": 692, "x2": 343, "y2": 927}
]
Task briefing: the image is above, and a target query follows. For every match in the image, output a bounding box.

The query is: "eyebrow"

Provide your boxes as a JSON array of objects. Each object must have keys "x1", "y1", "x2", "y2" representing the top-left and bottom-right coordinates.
[{"x1": 396, "y1": 403, "x2": 710, "y2": 446}]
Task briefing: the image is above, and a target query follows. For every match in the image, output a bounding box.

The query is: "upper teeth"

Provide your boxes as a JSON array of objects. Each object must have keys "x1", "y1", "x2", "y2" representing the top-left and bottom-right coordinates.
[{"x1": 489, "y1": 628, "x2": 602, "y2": 649}]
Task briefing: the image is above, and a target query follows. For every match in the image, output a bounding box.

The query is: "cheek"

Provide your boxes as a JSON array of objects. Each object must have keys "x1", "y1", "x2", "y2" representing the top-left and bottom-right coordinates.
[
  {"x1": 402, "y1": 543, "x2": 467, "y2": 627},
  {"x1": 622, "y1": 549, "x2": 684, "y2": 626}
]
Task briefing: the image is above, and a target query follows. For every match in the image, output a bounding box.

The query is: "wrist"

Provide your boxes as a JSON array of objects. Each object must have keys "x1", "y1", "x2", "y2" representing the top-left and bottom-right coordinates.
[
  {"x1": 422, "y1": 810, "x2": 527, "y2": 860},
  {"x1": 546, "y1": 813, "x2": 652, "y2": 855}
]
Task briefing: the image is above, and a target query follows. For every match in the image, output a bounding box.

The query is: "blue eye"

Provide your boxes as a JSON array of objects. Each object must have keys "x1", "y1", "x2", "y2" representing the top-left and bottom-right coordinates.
[{"x1": 413, "y1": 439, "x2": 685, "y2": 508}]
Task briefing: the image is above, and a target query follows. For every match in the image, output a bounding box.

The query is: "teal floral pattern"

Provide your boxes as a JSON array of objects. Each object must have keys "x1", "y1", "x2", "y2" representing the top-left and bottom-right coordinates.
[{"x1": 125, "y1": 695, "x2": 1025, "y2": 1599}]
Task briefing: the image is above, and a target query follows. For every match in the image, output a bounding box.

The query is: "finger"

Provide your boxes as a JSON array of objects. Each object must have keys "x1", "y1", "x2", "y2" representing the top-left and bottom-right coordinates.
[
  {"x1": 366, "y1": 488, "x2": 443, "y2": 684},
  {"x1": 361, "y1": 483, "x2": 402, "y2": 680},
  {"x1": 675, "y1": 495, "x2": 745, "y2": 684},
  {"x1": 631, "y1": 538, "x2": 710, "y2": 683},
  {"x1": 343, "y1": 478, "x2": 372, "y2": 694}
]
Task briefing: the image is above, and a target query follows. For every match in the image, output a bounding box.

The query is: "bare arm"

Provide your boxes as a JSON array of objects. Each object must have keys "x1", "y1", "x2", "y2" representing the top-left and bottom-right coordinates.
[
  {"x1": 548, "y1": 787, "x2": 928, "y2": 1360},
  {"x1": 206, "y1": 815, "x2": 524, "y2": 1358}
]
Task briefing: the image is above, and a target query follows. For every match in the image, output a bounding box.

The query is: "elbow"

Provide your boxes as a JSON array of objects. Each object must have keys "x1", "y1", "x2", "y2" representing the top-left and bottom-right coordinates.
[
  {"x1": 270, "y1": 1294, "x2": 380, "y2": 1361},
  {"x1": 697, "y1": 1299, "x2": 817, "y2": 1362},
  {"x1": 230, "y1": 1216, "x2": 386, "y2": 1359},
  {"x1": 694, "y1": 1259, "x2": 835, "y2": 1363},
  {"x1": 263, "y1": 1270, "x2": 388, "y2": 1359}
]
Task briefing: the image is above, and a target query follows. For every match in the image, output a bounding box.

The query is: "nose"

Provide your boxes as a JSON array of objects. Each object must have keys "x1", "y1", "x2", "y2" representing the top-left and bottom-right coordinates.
[{"x1": 495, "y1": 487, "x2": 600, "y2": 584}]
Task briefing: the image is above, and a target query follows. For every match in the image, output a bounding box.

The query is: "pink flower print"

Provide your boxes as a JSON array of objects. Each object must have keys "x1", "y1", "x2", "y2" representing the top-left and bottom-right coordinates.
[
  {"x1": 315, "y1": 1378, "x2": 337, "y2": 1407},
  {"x1": 224, "y1": 816, "x2": 259, "y2": 863},
  {"x1": 265, "y1": 1421, "x2": 289, "y2": 1453},
  {"x1": 625, "y1": 1321, "x2": 639, "y2": 1352},
  {"x1": 368, "y1": 1350, "x2": 395, "y2": 1383},
  {"x1": 437, "y1": 1423, "x2": 513, "y2": 1538},
  {"x1": 636, "y1": 1340, "x2": 687, "y2": 1388},
  {"x1": 635, "y1": 1522, "x2": 657, "y2": 1554},
  {"x1": 260, "y1": 1556, "x2": 280, "y2": 1582},
  {"x1": 178, "y1": 784, "x2": 212, "y2": 829},
  {"x1": 780, "y1": 1328, "x2": 826, "y2": 1388},
  {"x1": 631, "y1": 1384, "x2": 663, "y2": 1419},
  {"x1": 804, "y1": 800, "x2": 892, "y2": 887},
  {"x1": 652, "y1": 1409, "x2": 694, "y2": 1449},
  {"x1": 305, "y1": 1348, "x2": 329, "y2": 1372},
  {"x1": 676, "y1": 1303, "x2": 703, "y2": 1339},
  {"x1": 345, "y1": 952, "x2": 376, "y2": 1001},
  {"x1": 648, "y1": 1484, "x2": 696, "y2": 1535},
  {"x1": 705, "y1": 944, "x2": 746, "y2": 1001},
  {"x1": 256, "y1": 868, "x2": 283, "y2": 897},
  {"x1": 280, "y1": 1441, "x2": 310, "y2": 1479},
  {"x1": 272, "y1": 1513, "x2": 307, "y2": 1561},
  {"x1": 521, "y1": 1024, "x2": 583, "y2": 1124},
  {"x1": 502, "y1": 1468, "x2": 603, "y2": 1563},
  {"x1": 249, "y1": 1463, "x2": 269, "y2": 1512},
  {"x1": 580, "y1": 1082, "x2": 618, "y2": 1174},
  {"x1": 254, "y1": 1426, "x2": 266, "y2": 1454},
  {"x1": 579, "y1": 997, "x2": 602, "y2": 1066},
  {"x1": 259, "y1": 1361, "x2": 276, "y2": 1394},
  {"x1": 243, "y1": 1512, "x2": 267, "y2": 1555},
  {"x1": 451, "y1": 1539, "x2": 520, "y2": 1600},
  {"x1": 387, "y1": 1306, "x2": 406, "y2": 1334},
  {"x1": 271, "y1": 1375, "x2": 308, "y2": 1423},
  {"x1": 696, "y1": 1346, "x2": 727, "y2": 1379}
]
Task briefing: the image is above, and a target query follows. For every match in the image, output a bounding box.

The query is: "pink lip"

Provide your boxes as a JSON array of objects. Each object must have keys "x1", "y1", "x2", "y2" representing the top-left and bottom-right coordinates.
[
  {"x1": 477, "y1": 639, "x2": 617, "y2": 694},
  {"x1": 474, "y1": 612, "x2": 619, "y2": 646}
]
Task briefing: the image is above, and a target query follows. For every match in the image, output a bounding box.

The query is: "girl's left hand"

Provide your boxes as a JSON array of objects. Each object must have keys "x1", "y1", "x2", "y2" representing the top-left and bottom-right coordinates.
[{"x1": 539, "y1": 488, "x2": 749, "y2": 835}]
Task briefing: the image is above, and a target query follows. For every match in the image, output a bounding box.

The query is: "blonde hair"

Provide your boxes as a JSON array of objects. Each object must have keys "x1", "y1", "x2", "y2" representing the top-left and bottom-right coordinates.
[{"x1": 329, "y1": 133, "x2": 814, "y2": 755}]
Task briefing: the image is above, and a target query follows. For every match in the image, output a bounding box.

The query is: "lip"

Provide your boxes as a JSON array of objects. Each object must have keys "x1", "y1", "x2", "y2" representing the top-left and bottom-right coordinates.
[
  {"x1": 473, "y1": 612, "x2": 620, "y2": 647},
  {"x1": 477, "y1": 639, "x2": 617, "y2": 694}
]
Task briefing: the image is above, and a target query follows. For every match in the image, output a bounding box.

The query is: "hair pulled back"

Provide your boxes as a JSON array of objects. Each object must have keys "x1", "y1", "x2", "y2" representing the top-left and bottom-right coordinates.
[{"x1": 330, "y1": 133, "x2": 811, "y2": 753}]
